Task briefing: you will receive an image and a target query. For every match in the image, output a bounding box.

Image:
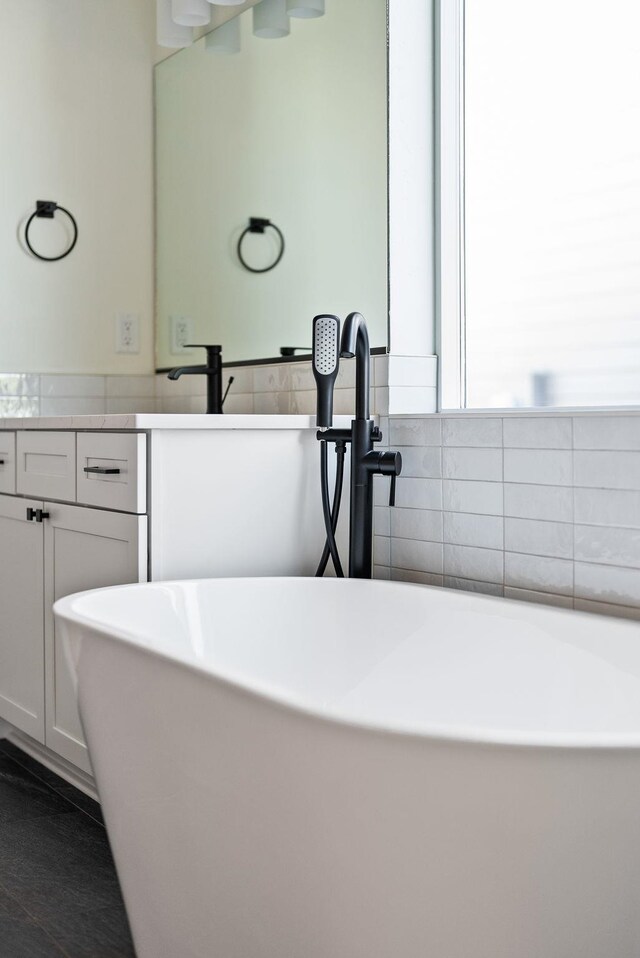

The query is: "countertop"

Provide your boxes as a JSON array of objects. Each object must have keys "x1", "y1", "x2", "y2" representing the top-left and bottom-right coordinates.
[{"x1": 0, "y1": 414, "x2": 352, "y2": 431}]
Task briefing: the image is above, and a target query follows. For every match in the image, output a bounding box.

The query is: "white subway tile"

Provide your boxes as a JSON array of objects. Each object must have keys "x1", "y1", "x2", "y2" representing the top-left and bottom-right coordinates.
[
  {"x1": 290, "y1": 391, "x2": 316, "y2": 415},
  {"x1": 336, "y1": 357, "x2": 356, "y2": 389},
  {"x1": 504, "y1": 483, "x2": 573, "y2": 522},
  {"x1": 289, "y1": 363, "x2": 315, "y2": 392},
  {"x1": 373, "y1": 387, "x2": 389, "y2": 416},
  {"x1": 40, "y1": 375, "x2": 105, "y2": 398},
  {"x1": 253, "y1": 392, "x2": 292, "y2": 414},
  {"x1": 396, "y1": 446, "x2": 441, "y2": 478},
  {"x1": 443, "y1": 479, "x2": 503, "y2": 516},
  {"x1": 373, "y1": 355, "x2": 389, "y2": 387},
  {"x1": 574, "y1": 451, "x2": 640, "y2": 490},
  {"x1": 444, "y1": 544, "x2": 503, "y2": 583},
  {"x1": 444, "y1": 576, "x2": 503, "y2": 597},
  {"x1": 390, "y1": 569, "x2": 444, "y2": 588},
  {"x1": 40, "y1": 397, "x2": 106, "y2": 416},
  {"x1": 387, "y1": 355, "x2": 437, "y2": 387},
  {"x1": 504, "y1": 587, "x2": 573, "y2": 609},
  {"x1": 504, "y1": 518, "x2": 573, "y2": 559},
  {"x1": 443, "y1": 447, "x2": 502, "y2": 481},
  {"x1": 333, "y1": 388, "x2": 357, "y2": 415},
  {"x1": 373, "y1": 565, "x2": 391, "y2": 580},
  {"x1": 374, "y1": 536, "x2": 391, "y2": 567},
  {"x1": 106, "y1": 397, "x2": 158, "y2": 414},
  {"x1": 105, "y1": 376, "x2": 155, "y2": 398},
  {"x1": 392, "y1": 538, "x2": 443, "y2": 574},
  {"x1": 573, "y1": 416, "x2": 640, "y2": 451},
  {"x1": 387, "y1": 386, "x2": 437, "y2": 415},
  {"x1": 222, "y1": 392, "x2": 254, "y2": 414},
  {"x1": 0, "y1": 397, "x2": 39, "y2": 417},
  {"x1": 504, "y1": 449, "x2": 572, "y2": 486},
  {"x1": 503, "y1": 417, "x2": 572, "y2": 449},
  {"x1": 443, "y1": 512, "x2": 503, "y2": 550},
  {"x1": 574, "y1": 525, "x2": 640, "y2": 569},
  {"x1": 374, "y1": 506, "x2": 391, "y2": 537},
  {"x1": 0, "y1": 374, "x2": 40, "y2": 397},
  {"x1": 394, "y1": 478, "x2": 443, "y2": 511},
  {"x1": 574, "y1": 488, "x2": 640, "y2": 529},
  {"x1": 252, "y1": 364, "x2": 290, "y2": 393},
  {"x1": 574, "y1": 562, "x2": 640, "y2": 606},
  {"x1": 389, "y1": 417, "x2": 441, "y2": 447},
  {"x1": 505, "y1": 552, "x2": 573, "y2": 596},
  {"x1": 391, "y1": 507, "x2": 443, "y2": 542},
  {"x1": 574, "y1": 598, "x2": 640, "y2": 621},
  {"x1": 442, "y1": 417, "x2": 502, "y2": 447}
]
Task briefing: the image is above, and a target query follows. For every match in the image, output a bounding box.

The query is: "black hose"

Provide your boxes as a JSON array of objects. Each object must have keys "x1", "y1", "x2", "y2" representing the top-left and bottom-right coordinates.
[{"x1": 316, "y1": 440, "x2": 345, "y2": 578}]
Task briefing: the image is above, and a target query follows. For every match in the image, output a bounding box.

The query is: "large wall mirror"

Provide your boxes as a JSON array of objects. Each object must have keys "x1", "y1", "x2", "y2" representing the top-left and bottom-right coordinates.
[{"x1": 155, "y1": 0, "x2": 388, "y2": 367}]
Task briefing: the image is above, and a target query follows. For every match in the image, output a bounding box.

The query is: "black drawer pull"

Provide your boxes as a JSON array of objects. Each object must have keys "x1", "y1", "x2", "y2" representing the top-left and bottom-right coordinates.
[
  {"x1": 26, "y1": 508, "x2": 49, "y2": 523},
  {"x1": 84, "y1": 466, "x2": 121, "y2": 475},
  {"x1": 26, "y1": 507, "x2": 37, "y2": 521},
  {"x1": 0, "y1": 460, "x2": 5, "y2": 465}
]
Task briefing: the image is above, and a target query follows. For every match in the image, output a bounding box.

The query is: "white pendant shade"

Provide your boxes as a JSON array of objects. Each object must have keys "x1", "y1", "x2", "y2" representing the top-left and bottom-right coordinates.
[
  {"x1": 286, "y1": 0, "x2": 324, "y2": 18},
  {"x1": 205, "y1": 16, "x2": 241, "y2": 53},
  {"x1": 253, "y1": 0, "x2": 290, "y2": 39},
  {"x1": 171, "y1": 0, "x2": 211, "y2": 27},
  {"x1": 157, "y1": 0, "x2": 194, "y2": 46}
]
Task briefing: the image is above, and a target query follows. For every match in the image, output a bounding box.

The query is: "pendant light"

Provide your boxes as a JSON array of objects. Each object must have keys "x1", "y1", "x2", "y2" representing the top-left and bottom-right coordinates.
[
  {"x1": 157, "y1": 0, "x2": 194, "y2": 46},
  {"x1": 171, "y1": 0, "x2": 211, "y2": 27},
  {"x1": 253, "y1": 0, "x2": 290, "y2": 39},
  {"x1": 286, "y1": 0, "x2": 324, "y2": 17},
  {"x1": 205, "y1": 16, "x2": 241, "y2": 53}
]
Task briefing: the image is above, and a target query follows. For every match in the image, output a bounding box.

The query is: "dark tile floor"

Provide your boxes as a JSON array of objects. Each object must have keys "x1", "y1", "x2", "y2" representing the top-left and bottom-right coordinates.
[{"x1": 0, "y1": 740, "x2": 136, "y2": 958}]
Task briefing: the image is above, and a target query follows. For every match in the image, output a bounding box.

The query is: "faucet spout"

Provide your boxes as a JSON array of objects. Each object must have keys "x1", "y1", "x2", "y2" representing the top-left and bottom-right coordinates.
[
  {"x1": 340, "y1": 312, "x2": 370, "y2": 420},
  {"x1": 168, "y1": 365, "x2": 207, "y2": 380}
]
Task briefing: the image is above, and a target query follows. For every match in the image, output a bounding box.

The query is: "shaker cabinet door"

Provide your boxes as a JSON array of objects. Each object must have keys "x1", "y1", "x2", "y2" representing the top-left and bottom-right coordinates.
[
  {"x1": 43, "y1": 503, "x2": 147, "y2": 773},
  {"x1": 0, "y1": 495, "x2": 45, "y2": 741}
]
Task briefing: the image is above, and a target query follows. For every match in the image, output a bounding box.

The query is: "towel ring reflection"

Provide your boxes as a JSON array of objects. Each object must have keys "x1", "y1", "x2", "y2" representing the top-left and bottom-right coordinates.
[
  {"x1": 237, "y1": 217, "x2": 285, "y2": 274},
  {"x1": 24, "y1": 200, "x2": 78, "y2": 262}
]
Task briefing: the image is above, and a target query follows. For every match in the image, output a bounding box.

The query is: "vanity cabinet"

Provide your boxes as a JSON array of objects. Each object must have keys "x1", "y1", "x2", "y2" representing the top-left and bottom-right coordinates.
[
  {"x1": 0, "y1": 416, "x2": 334, "y2": 786},
  {"x1": 0, "y1": 493, "x2": 146, "y2": 773}
]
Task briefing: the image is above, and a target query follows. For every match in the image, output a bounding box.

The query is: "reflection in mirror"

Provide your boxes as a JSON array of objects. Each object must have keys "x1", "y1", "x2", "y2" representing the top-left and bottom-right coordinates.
[{"x1": 155, "y1": 0, "x2": 388, "y2": 367}]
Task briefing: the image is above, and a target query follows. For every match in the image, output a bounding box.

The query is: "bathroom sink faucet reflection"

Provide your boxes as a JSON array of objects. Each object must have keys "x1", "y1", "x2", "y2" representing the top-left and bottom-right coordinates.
[{"x1": 168, "y1": 344, "x2": 233, "y2": 414}]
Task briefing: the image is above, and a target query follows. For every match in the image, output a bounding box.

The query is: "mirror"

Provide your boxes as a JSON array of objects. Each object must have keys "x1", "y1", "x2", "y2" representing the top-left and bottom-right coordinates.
[{"x1": 154, "y1": 0, "x2": 388, "y2": 367}]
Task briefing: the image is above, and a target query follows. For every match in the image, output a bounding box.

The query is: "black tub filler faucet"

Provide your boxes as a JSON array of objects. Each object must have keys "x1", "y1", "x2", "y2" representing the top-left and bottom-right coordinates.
[{"x1": 313, "y1": 312, "x2": 402, "y2": 579}]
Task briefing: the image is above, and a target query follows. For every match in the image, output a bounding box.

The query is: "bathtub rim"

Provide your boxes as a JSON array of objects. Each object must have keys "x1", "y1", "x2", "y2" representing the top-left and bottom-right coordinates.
[{"x1": 54, "y1": 576, "x2": 640, "y2": 753}]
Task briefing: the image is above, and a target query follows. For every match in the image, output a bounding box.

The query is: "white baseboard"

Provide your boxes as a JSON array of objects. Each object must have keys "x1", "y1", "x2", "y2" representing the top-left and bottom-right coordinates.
[{"x1": 5, "y1": 729, "x2": 99, "y2": 803}]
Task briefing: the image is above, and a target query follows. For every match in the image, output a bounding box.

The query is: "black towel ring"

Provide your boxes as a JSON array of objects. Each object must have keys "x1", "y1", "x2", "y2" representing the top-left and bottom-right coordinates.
[
  {"x1": 25, "y1": 200, "x2": 78, "y2": 262},
  {"x1": 237, "y1": 217, "x2": 285, "y2": 274}
]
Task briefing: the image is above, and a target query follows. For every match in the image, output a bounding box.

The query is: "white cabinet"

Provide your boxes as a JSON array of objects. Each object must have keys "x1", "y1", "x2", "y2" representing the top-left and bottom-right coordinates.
[
  {"x1": 17, "y1": 431, "x2": 76, "y2": 501},
  {"x1": 44, "y1": 504, "x2": 147, "y2": 773},
  {"x1": 0, "y1": 496, "x2": 45, "y2": 741},
  {"x1": 0, "y1": 433, "x2": 16, "y2": 494},
  {"x1": 0, "y1": 494, "x2": 147, "y2": 773}
]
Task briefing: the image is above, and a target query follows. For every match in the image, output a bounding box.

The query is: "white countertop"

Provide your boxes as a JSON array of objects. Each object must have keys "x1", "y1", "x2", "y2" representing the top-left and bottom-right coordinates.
[{"x1": 0, "y1": 414, "x2": 353, "y2": 431}]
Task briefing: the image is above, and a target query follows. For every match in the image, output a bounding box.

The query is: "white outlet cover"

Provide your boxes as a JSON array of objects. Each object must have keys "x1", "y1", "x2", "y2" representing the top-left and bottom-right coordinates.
[
  {"x1": 116, "y1": 313, "x2": 140, "y2": 354},
  {"x1": 170, "y1": 316, "x2": 194, "y2": 355}
]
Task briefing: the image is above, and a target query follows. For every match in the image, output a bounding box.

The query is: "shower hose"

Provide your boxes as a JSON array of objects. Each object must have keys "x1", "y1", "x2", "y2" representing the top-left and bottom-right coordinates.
[{"x1": 316, "y1": 439, "x2": 346, "y2": 577}]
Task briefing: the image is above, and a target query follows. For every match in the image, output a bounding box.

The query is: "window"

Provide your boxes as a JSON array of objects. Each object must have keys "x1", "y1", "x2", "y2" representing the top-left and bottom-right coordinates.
[{"x1": 440, "y1": 0, "x2": 640, "y2": 409}]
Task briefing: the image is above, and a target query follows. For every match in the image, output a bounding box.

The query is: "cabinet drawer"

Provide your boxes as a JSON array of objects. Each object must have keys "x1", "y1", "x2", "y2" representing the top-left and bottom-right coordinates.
[
  {"x1": 77, "y1": 432, "x2": 147, "y2": 513},
  {"x1": 0, "y1": 432, "x2": 16, "y2": 494},
  {"x1": 17, "y1": 432, "x2": 76, "y2": 502}
]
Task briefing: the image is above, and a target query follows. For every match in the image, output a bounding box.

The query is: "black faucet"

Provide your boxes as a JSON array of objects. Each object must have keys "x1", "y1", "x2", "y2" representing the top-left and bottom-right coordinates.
[
  {"x1": 168, "y1": 345, "x2": 230, "y2": 414},
  {"x1": 320, "y1": 313, "x2": 402, "y2": 578}
]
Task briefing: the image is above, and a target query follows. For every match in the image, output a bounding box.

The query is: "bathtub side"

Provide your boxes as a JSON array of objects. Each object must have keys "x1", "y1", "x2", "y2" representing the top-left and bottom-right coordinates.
[{"x1": 74, "y1": 627, "x2": 640, "y2": 958}]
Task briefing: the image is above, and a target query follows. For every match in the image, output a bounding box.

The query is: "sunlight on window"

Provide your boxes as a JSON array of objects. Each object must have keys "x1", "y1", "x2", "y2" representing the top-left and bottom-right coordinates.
[{"x1": 464, "y1": 0, "x2": 640, "y2": 407}]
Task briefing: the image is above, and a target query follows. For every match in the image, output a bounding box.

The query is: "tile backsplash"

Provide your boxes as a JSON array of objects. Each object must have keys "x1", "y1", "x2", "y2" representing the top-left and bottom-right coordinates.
[
  {"x1": 373, "y1": 414, "x2": 640, "y2": 620},
  {"x1": 3, "y1": 367, "x2": 640, "y2": 621}
]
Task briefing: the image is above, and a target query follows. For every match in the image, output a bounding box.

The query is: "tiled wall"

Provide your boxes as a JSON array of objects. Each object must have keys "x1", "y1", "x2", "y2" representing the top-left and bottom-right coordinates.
[
  {"x1": 0, "y1": 374, "x2": 158, "y2": 417},
  {"x1": 372, "y1": 413, "x2": 640, "y2": 621}
]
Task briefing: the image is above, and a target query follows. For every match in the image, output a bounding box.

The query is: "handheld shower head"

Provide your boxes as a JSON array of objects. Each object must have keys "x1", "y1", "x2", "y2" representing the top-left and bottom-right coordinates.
[{"x1": 312, "y1": 314, "x2": 340, "y2": 428}]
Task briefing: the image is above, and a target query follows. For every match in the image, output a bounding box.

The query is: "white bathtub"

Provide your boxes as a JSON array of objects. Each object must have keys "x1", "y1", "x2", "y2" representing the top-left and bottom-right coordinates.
[{"x1": 55, "y1": 577, "x2": 640, "y2": 958}]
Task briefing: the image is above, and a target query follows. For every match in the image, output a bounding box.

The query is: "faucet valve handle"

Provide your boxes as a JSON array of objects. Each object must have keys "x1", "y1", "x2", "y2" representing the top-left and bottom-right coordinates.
[
  {"x1": 389, "y1": 474, "x2": 397, "y2": 507},
  {"x1": 371, "y1": 426, "x2": 382, "y2": 443},
  {"x1": 375, "y1": 450, "x2": 402, "y2": 507}
]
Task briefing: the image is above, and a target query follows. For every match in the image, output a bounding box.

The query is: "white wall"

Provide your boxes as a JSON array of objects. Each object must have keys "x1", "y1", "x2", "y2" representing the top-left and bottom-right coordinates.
[
  {"x1": 155, "y1": 0, "x2": 388, "y2": 365},
  {"x1": 0, "y1": 0, "x2": 155, "y2": 374}
]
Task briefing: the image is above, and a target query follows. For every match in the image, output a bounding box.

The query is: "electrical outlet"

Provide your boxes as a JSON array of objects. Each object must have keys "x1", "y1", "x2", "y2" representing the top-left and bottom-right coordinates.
[
  {"x1": 116, "y1": 313, "x2": 140, "y2": 354},
  {"x1": 170, "y1": 316, "x2": 194, "y2": 354}
]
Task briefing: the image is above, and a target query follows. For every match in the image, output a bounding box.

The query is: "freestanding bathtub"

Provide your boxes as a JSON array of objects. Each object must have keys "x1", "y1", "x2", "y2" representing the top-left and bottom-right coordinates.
[{"x1": 54, "y1": 577, "x2": 640, "y2": 958}]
